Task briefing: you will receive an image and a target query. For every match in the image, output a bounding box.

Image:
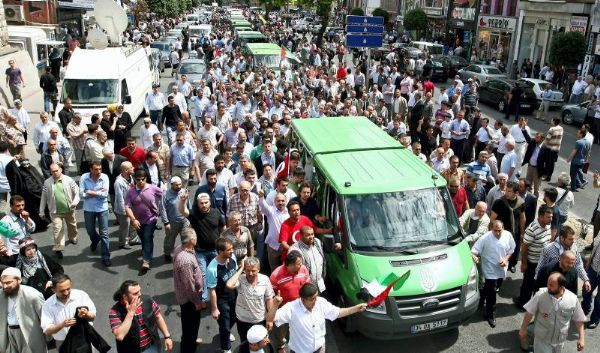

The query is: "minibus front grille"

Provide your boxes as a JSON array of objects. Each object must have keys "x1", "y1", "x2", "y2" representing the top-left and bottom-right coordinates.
[
  {"x1": 395, "y1": 286, "x2": 462, "y2": 318},
  {"x1": 390, "y1": 254, "x2": 447, "y2": 267}
]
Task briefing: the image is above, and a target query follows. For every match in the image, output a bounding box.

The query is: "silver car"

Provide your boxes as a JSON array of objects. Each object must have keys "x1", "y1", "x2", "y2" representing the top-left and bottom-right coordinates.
[
  {"x1": 518, "y1": 78, "x2": 564, "y2": 108},
  {"x1": 458, "y1": 64, "x2": 506, "y2": 83},
  {"x1": 173, "y1": 59, "x2": 209, "y2": 87},
  {"x1": 560, "y1": 100, "x2": 594, "y2": 125}
]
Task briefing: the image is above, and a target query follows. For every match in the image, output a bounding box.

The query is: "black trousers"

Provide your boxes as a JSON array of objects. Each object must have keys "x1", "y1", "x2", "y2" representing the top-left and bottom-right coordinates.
[
  {"x1": 450, "y1": 138, "x2": 466, "y2": 163},
  {"x1": 237, "y1": 319, "x2": 265, "y2": 346},
  {"x1": 483, "y1": 278, "x2": 503, "y2": 318},
  {"x1": 508, "y1": 232, "x2": 521, "y2": 268},
  {"x1": 180, "y1": 301, "x2": 201, "y2": 353},
  {"x1": 545, "y1": 150, "x2": 559, "y2": 179},
  {"x1": 517, "y1": 261, "x2": 537, "y2": 307},
  {"x1": 217, "y1": 296, "x2": 236, "y2": 350}
]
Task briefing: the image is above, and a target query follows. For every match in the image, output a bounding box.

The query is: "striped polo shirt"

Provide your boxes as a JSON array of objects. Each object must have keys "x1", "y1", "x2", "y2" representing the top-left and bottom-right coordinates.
[
  {"x1": 545, "y1": 125, "x2": 563, "y2": 152},
  {"x1": 523, "y1": 220, "x2": 551, "y2": 264},
  {"x1": 109, "y1": 299, "x2": 160, "y2": 349}
]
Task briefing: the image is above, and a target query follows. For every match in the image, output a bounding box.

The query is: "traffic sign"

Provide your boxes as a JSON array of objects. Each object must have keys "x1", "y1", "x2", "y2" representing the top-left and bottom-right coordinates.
[
  {"x1": 346, "y1": 34, "x2": 383, "y2": 48},
  {"x1": 346, "y1": 25, "x2": 384, "y2": 34},
  {"x1": 346, "y1": 15, "x2": 385, "y2": 25}
]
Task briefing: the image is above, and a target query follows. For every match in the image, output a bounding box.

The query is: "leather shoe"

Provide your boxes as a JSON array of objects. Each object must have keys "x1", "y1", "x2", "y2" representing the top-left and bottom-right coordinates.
[
  {"x1": 102, "y1": 259, "x2": 112, "y2": 267},
  {"x1": 70, "y1": 239, "x2": 78, "y2": 245},
  {"x1": 119, "y1": 244, "x2": 131, "y2": 250},
  {"x1": 587, "y1": 321, "x2": 599, "y2": 329},
  {"x1": 487, "y1": 317, "x2": 496, "y2": 328},
  {"x1": 508, "y1": 266, "x2": 516, "y2": 273}
]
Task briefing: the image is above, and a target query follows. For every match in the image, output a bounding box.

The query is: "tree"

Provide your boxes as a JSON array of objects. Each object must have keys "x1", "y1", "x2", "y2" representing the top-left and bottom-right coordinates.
[
  {"x1": 371, "y1": 8, "x2": 389, "y2": 23},
  {"x1": 548, "y1": 31, "x2": 586, "y2": 68},
  {"x1": 299, "y1": 0, "x2": 337, "y2": 46},
  {"x1": 259, "y1": 0, "x2": 286, "y2": 18},
  {"x1": 404, "y1": 8, "x2": 427, "y2": 39},
  {"x1": 350, "y1": 7, "x2": 365, "y2": 16}
]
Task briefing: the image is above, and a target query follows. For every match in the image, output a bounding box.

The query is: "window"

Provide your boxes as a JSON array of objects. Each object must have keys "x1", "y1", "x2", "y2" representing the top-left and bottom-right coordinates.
[
  {"x1": 61, "y1": 79, "x2": 118, "y2": 104},
  {"x1": 121, "y1": 79, "x2": 129, "y2": 102}
]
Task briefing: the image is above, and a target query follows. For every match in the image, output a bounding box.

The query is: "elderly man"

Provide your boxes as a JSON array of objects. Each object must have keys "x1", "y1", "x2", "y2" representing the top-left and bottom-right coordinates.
[
  {"x1": 238, "y1": 324, "x2": 273, "y2": 353},
  {"x1": 173, "y1": 228, "x2": 204, "y2": 352},
  {"x1": 39, "y1": 163, "x2": 79, "y2": 258},
  {"x1": 471, "y1": 220, "x2": 515, "y2": 328},
  {"x1": 0, "y1": 267, "x2": 47, "y2": 353},
  {"x1": 226, "y1": 257, "x2": 274, "y2": 345},
  {"x1": 162, "y1": 176, "x2": 189, "y2": 262},
  {"x1": 66, "y1": 113, "x2": 87, "y2": 172},
  {"x1": 519, "y1": 273, "x2": 585, "y2": 352},
  {"x1": 459, "y1": 201, "x2": 490, "y2": 245},
  {"x1": 220, "y1": 211, "x2": 254, "y2": 263},
  {"x1": 113, "y1": 161, "x2": 139, "y2": 249}
]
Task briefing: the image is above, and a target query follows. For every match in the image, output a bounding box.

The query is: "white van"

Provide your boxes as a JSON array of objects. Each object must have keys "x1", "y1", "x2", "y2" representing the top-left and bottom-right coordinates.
[
  {"x1": 410, "y1": 41, "x2": 443, "y2": 56},
  {"x1": 188, "y1": 24, "x2": 212, "y2": 39},
  {"x1": 8, "y1": 26, "x2": 65, "y2": 76},
  {"x1": 56, "y1": 46, "x2": 152, "y2": 124}
]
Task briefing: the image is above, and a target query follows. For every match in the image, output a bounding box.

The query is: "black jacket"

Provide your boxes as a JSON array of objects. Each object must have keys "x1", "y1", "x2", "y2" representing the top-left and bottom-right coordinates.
[
  {"x1": 59, "y1": 315, "x2": 111, "y2": 353},
  {"x1": 522, "y1": 142, "x2": 549, "y2": 176},
  {"x1": 102, "y1": 154, "x2": 127, "y2": 195},
  {"x1": 18, "y1": 252, "x2": 64, "y2": 299},
  {"x1": 58, "y1": 108, "x2": 74, "y2": 136},
  {"x1": 140, "y1": 161, "x2": 162, "y2": 187},
  {"x1": 253, "y1": 152, "x2": 283, "y2": 179},
  {"x1": 113, "y1": 112, "x2": 133, "y2": 153}
]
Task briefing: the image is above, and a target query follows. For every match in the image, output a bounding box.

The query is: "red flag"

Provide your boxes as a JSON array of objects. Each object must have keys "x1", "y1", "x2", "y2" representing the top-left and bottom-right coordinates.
[
  {"x1": 215, "y1": 48, "x2": 221, "y2": 57},
  {"x1": 367, "y1": 270, "x2": 411, "y2": 307},
  {"x1": 281, "y1": 46, "x2": 287, "y2": 58}
]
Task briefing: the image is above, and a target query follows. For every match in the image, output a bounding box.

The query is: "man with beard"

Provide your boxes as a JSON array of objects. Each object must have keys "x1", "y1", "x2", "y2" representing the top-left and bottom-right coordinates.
[
  {"x1": 0, "y1": 267, "x2": 47, "y2": 353},
  {"x1": 196, "y1": 168, "x2": 228, "y2": 222},
  {"x1": 491, "y1": 181, "x2": 526, "y2": 273}
]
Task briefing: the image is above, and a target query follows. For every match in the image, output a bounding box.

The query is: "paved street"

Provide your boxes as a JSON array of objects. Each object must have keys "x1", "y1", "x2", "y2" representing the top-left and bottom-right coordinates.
[{"x1": 14, "y1": 60, "x2": 600, "y2": 353}]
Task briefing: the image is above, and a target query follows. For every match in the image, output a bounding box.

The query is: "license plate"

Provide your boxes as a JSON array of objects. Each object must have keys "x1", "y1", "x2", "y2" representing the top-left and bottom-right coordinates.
[
  {"x1": 521, "y1": 104, "x2": 530, "y2": 108},
  {"x1": 411, "y1": 319, "x2": 448, "y2": 333}
]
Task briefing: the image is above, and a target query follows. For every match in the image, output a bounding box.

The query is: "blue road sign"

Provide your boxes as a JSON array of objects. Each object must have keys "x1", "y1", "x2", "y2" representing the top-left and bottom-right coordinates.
[
  {"x1": 346, "y1": 25, "x2": 384, "y2": 34},
  {"x1": 346, "y1": 15, "x2": 385, "y2": 25},
  {"x1": 346, "y1": 34, "x2": 383, "y2": 48}
]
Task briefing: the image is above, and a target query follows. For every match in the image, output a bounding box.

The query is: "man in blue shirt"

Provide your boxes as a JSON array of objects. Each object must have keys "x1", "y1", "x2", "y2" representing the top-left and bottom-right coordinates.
[
  {"x1": 207, "y1": 237, "x2": 238, "y2": 353},
  {"x1": 467, "y1": 151, "x2": 493, "y2": 184},
  {"x1": 567, "y1": 128, "x2": 591, "y2": 192},
  {"x1": 195, "y1": 168, "x2": 228, "y2": 222},
  {"x1": 450, "y1": 110, "x2": 470, "y2": 163},
  {"x1": 170, "y1": 133, "x2": 196, "y2": 186},
  {"x1": 79, "y1": 161, "x2": 111, "y2": 266}
]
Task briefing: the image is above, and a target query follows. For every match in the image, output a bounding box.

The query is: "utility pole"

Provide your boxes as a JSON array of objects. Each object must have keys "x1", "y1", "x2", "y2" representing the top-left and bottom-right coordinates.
[{"x1": 0, "y1": 1, "x2": 9, "y2": 47}]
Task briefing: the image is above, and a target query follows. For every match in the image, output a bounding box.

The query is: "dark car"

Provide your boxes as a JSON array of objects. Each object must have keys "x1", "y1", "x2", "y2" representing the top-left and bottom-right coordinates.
[
  {"x1": 429, "y1": 58, "x2": 448, "y2": 82},
  {"x1": 434, "y1": 55, "x2": 469, "y2": 78},
  {"x1": 478, "y1": 79, "x2": 538, "y2": 114}
]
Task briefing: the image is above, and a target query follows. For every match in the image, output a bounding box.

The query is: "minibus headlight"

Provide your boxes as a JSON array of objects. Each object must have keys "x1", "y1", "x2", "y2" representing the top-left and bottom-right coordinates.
[{"x1": 466, "y1": 266, "x2": 478, "y2": 301}]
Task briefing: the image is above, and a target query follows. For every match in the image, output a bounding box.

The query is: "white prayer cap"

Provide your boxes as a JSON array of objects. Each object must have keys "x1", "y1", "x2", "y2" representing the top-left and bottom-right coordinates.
[
  {"x1": 246, "y1": 325, "x2": 268, "y2": 344},
  {"x1": 1, "y1": 267, "x2": 21, "y2": 279}
]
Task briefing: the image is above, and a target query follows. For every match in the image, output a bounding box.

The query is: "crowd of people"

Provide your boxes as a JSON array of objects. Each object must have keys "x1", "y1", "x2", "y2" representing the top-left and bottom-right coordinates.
[{"x1": 0, "y1": 4, "x2": 599, "y2": 353}]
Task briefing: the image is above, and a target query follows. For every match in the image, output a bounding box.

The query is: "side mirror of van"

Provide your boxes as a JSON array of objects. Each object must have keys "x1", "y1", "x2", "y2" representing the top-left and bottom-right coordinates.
[
  {"x1": 322, "y1": 234, "x2": 335, "y2": 253},
  {"x1": 123, "y1": 95, "x2": 132, "y2": 104}
]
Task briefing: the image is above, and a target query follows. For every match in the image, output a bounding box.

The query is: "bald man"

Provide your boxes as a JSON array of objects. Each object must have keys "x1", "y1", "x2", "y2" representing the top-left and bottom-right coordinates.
[
  {"x1": 519, "y1": 272, "x2": 585, "y2": 352},
  {"x1": 535, "y1": 250, "x2": 578, "y2": 294}
]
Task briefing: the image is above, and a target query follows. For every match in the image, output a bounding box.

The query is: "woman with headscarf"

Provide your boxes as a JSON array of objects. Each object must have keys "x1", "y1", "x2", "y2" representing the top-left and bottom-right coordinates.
[{"x1": 16, "y1": 237, "x2": 63, "y2": 298}]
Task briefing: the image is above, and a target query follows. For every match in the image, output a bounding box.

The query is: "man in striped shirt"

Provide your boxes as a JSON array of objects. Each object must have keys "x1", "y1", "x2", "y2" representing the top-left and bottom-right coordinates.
[
  {"x1": 515, "y1": 204, "x2": 553, "y2": 309},
  {"x1": 109, "y1": 280, "x2": 173, "y2": 353},
  {"x1": 543, "y1": 118, "x2": 563, "y2": 180},
  {"x1": 535, "y1": 225, "x2": 592, "y2": 294}
]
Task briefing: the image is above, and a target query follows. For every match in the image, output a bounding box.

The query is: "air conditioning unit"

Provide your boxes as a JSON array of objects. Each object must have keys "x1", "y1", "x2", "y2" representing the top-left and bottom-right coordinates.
[{"x1": 4, "y1": 5, "x2": 25, "y2": 22}]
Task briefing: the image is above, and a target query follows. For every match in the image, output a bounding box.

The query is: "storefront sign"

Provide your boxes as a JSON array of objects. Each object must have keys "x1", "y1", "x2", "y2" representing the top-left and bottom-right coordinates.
[
  {"x1": 452, "y1": 7, "x2": 476, "y2": 22},
  {"x1": 424, "y1": 8, "x2": 443, "y2": 17},
  {"x1": 58, "y1": 0, "x2": 95, "y2": 10},
  {"x1": 570, "y1": 16, "x2": 588, "y2": 34},
  {"x1": 478, "y1": 16, "x2": 516, "y2": 32}
]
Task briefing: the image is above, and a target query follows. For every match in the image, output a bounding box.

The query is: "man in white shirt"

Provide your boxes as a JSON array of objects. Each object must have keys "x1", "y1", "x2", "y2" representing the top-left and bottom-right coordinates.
[
  {"x1": 145, "y1": 84, "x2": 166, "y2": 128},
  {"x1": 509, "y1": 117, "x2": 530, "y2": 177},
  {"x1": 500, "y1": 138, "x2": 518, "y2": 182},
  {"x1": 471, "y1": 220, "x2": 515, "y2": 328},
  {"x1": 570, "y1": 76, "x2": 587, "y2": 103},
  {"x1": 139, "y1": 118, "x2": 160, "y2": 149},
  {"x1": 170, "y1": 85, "x2": 187, "y2": 112},
  {"x1": 267, "y1": 283, "x2": 367, "y2": 353},
  {"x1": 41, "y1": 274, "x2": 96, "y2": 349}
]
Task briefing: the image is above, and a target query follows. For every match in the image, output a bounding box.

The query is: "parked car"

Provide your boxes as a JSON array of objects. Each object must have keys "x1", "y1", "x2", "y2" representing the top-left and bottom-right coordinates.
[
  {"x1": 150, "y1": 41, "x2": 172, "y2": 69},
  {"x1": 372, "y1": 45, "x2": 392, "y2": 61},
  {"x1": 397, "y1": 46, "x2": 423, "y2": 60},
  {"x1": 560, "y1": 100, "x2": 594, "y2": 125},
  {"x1": 434, "y1": 55, "x2": 469, "y2": 78},
  {"x1": 458, "y1": 64, "x2": 506, "y2": 83},
  {"x1": 173, "y1": 59, "x2": 209, "y2": 87},
  {"x1": 518, "y1": 78, "x2": 564, "y2": 108},
  {"x1": 478, "y1": 79, "x2": 538, "y2": 114},
  {"x1": 430, "y1": 58, "x2": 448, "y2": 82}
]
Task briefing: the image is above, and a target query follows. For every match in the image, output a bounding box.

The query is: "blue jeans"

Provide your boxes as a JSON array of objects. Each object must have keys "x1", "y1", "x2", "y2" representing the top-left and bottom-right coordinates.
[
  {"x1": 217, "y1": 297, "x2": 236, "y2": 351},
  {"x1": 570, "y1": 163, "x2": 584, "y2": 191},
  {"x1": 195, "y1": 248, "x2": 216, "y2": 302},
  {"x1": 43, "y1": 91, "x2": 53, "y2": 113},
  {"x1": 149, "y1": 110, "x2": 162, "y2": 127},
  {"x1": 256, "y1": 230, "x2": 265, "y2": 263},
  {"x1": 582, "y1": 267, "x2": 600, "y2": 324},
  {"x1": 84, "y1": 210, "x2": 110, "y2": 261},
  {"x1": 138, "y1": 222, "x2": 157, "y2": 262}
]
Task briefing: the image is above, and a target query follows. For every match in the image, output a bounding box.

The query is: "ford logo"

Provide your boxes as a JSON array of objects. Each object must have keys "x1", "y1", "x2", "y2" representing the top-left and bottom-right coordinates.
[{"x1": 422, "y1": 298, "x2": 440, "y2": 309}]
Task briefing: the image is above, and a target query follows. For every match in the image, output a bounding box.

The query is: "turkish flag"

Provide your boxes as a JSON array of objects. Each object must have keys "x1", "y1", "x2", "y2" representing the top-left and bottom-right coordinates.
[{"x1": 366, "y1": 270, "x2": 411, "y2": 307}]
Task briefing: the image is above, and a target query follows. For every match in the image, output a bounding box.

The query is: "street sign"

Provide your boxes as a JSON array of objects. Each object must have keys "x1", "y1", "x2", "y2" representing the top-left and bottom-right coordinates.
[
  {"x1": 346, "y1": 25, "x2": 384, "y2": 34},
  {"x1": 346, "y1": 15, "x2": 385, "y2": 25},
  {"x1": 346, "y1": 34, "x2": 383, "y2": 48}
]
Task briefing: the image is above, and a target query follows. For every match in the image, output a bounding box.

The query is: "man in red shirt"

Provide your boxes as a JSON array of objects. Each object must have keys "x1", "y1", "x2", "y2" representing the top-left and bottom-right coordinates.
[
  {"x1": 269, "y1": 251, "x2": 310, "y2": 352},
  {"x1": 336, "y1": 63, "x2": 347, "y2": 81},
  {"x1": 119, "y1": 137, "x2": 146, "y2": 169},
  {"x1": 278, "y1": 201, "x2": 333, "y2": 262},
  {"x1": 449, "y1": 177, "x2": 470, "y2": 217},
  {"x1": 424, "y1": 78, "x2": 435, "y2": 95}
]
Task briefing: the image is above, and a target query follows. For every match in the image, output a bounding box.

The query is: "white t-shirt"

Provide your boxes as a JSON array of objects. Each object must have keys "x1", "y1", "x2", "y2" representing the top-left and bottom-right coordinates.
[{"x1": 471, "y1": 230, "x2": 516, "y2": 279}]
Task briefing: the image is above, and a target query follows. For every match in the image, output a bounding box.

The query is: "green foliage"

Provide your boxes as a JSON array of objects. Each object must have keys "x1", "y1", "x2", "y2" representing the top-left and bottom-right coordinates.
[
  {"x1": 371, "y1": 8, "x2": 389, "y2": 23},
  {"x1": 350, "y1": 7, "x2": 365, "y2": 16},
  {"x1": 404, "y1": 8, "x2": 427, "y2": 31},
  {"x1": 548, "y1": 31, "x2": 586, "y2": 68},
  {"x1": 147, "y1": 0, "x2": 185, "y2": 17},
  {"x1": 259, "y1": 0, "x2": 286, "y2": 11}
]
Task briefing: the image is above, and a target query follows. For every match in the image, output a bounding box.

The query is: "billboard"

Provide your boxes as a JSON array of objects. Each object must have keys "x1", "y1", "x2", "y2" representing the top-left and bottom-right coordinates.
[{"x1": 448, "y1": 0, "x2": 479, "y2": 28}]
